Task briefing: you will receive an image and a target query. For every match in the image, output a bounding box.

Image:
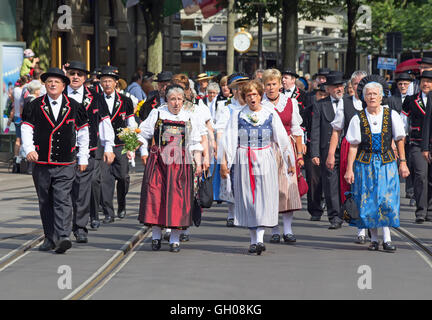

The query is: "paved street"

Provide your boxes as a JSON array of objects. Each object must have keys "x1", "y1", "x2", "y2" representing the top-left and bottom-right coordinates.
[{"x1": 0, "y1": 162, "x2": 431, "y2": 300}]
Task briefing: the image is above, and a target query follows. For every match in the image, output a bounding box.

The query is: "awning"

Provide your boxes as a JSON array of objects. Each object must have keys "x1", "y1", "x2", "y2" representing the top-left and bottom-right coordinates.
[{"x1": 395, "y1": 58, "x2": 421, "y2": 73}]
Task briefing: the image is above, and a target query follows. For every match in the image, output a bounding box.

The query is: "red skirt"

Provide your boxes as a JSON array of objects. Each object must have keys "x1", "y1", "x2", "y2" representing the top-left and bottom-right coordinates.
[
  {"x1": 339, "y1": 137, "x2": 351, "y2": 204},
  {"x1": 138, "y1": 145, "x2": 194, "y2": 229}
]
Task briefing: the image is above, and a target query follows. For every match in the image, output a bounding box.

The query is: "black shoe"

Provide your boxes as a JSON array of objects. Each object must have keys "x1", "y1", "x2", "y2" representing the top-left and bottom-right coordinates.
[
  {"x1": 310, "y1": 216, "x2": 321, "y2": 221},
  {"x1": 256, "y1": 243, "x2": 266, "y2": 255},
  {"x1": 217, "y1": 200, "x2": 223, "y2": 204},
  {"x1": 383, "y1": 242, "x2": 396, "y2": 252},
  {"x1": 103, "y1": 216, "x2": 115, "y2": 224},
  {"x1": 74, "y1": 232, "x2": 88, "y2": 244},
  {"x1": 117, "y1": 210, "x2": 126, "y2": 219},
  {"x1": 163, "y1": 232, "x2": 171, "y2": 241},
  {"x1": 248, "y1": 244, "x2": 257, "y2": 253},
  {"x1": 226, "y1": 219, "x2": 234, "y2": 227},
  {"x1": 415, "y1": 217, "x2": 425, "y2": 224},
  {"x1": 321, "y1": 202, "x2": 326, "y2": 210},
  {"x1": 426, "y1": 217, "x2": 432, "y2": 222},
  {"x1": 55, "y1": 237, "x2": 72, "y2": 254},
  {"x1": 283, "y1": 234, "x2": 296, "y2": 243},
  {"x1": 356, "y1": 236, "x2": 366, "y2": 244},
  {"x1": 368, "y1": 241, "x2": 379, "y2": 251},
  {"x1": 169, "y1": 243, "x2": 180, "y2": 253},
  {"x1": 39, "y1": 238, "x2": 55, "y2": 251},
  {"x1": 328, "y1": 222, "x2": 342, "y2": 230},
  {"x1": 180, "y1": 234, "x2": 190, "y2": 242},
  {"x1": 270, "y1": 234, "x2": 281, "y2": 243},
  {"x1": 90, "y1": 220, "x2": 100, "y2": 230},
  {"x1": 151, "y1": 239, "x2": 161, "y2": 251}
]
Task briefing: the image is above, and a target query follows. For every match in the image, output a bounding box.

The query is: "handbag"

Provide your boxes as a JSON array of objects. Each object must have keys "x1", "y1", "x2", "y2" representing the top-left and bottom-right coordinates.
[
  {"x1": 296, "y1": 162, "x2": 308, "y2": 197},
  {"x1": 198, "y1": 165, "x2": 215, "y2": 208},
  {"x1": 341, "y1": 192, "x2": 360, "y2": 223},
  {"x1": 192, "y1": 197, "x2": 202, "y2": 227}
]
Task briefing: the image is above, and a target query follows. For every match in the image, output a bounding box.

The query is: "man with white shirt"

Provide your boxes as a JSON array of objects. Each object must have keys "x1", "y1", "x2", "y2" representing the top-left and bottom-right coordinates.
[
  {"x1": 65, "y1": 61, "x2": 116, "y2": 241},
  {"x1": 403, "y1": 70, "x2": 432, "y2": 223},
  {"x1": 98, "y1": 66, "x2": 136, "y2": 224},
  {"x1": 310, "y1": 72, "x2": 345, "y2": 229},
  {"x1": 21, "y1": 68, "x2": 89, "y2": 253}
]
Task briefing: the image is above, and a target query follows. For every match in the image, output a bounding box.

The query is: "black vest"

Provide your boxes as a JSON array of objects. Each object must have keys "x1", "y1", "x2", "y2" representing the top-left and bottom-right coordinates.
[
  {"x1": 23, "y1": 94, "x2": 88, "y2": 165},
  {"x1": 343, "y1": 97, "x2": 361, "y2": 137},
  {"x1": 355, "y1": 107, "x2": 395, "y2": 164}
]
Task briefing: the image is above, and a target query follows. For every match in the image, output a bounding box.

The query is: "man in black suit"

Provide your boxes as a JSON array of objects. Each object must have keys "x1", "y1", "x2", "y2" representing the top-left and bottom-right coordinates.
[
  {"x1": 412, "y1": 57, "x2": 432, "y2": 95},
  {"x1": 310, "y1": 72, "x2": 345, "y2": 229},
  {"x1": 138, "y1": 71, "x2": 172, "y2": 122},
  {"x1": 304, "y1": 68, "x2": 331, "y2": 221},
  {"x1": 403, "y1": 70, "x2": 432, "y2": 223}
]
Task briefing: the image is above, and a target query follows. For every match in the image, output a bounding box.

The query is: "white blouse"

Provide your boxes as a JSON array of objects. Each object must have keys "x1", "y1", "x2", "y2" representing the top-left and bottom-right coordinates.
[
  {"x1": 261, "y1": 92, "x2": 304, "y2": 137},
  {"x1": 214, "y1": 98, "x2": 246, "y2": 133},
  {"x1": 345, "y1": 106, "x2": 406, "y2": 145},
  {"x1": 331, "y1": 96, "x2": 363, "y2": 131},
  {"x1": 138, "y1": 105, "x2": 204, "y2": 156}
]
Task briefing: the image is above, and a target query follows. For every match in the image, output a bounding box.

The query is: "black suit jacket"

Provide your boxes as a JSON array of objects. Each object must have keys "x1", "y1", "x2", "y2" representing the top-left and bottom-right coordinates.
[
  {"x1": 421, "y1": 92, "x2": 432, "y2": 151},
  {"x1": 139, "y1": 90, "x2": 161, "y2": 121},
  {"x1": 310, "y1": 96, "x2": 337, "y2": 159},
  {"x1": 388, "y1": 94, "x2": 405, "y2": 114}
]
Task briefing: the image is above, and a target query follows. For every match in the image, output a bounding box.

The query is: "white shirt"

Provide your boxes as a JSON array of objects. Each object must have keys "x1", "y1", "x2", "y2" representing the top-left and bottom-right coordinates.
[
  {"x1": 104, "y1": 92, "x2": 115, "y2": 114},
  {"x1": 285, "y1": 85, "x2": 296, "y2": 98},
  {"x1": 47, "y1": 95, "x2": 63, "y2": 121},
  {"x1": 13, "y1": 86, "x2": 23, "y2": 117},
  {"x1": 330, "y1": 96, "x2": 341, "y2": 115},
  {"x1": 331, "y1": 96, "x2": 362, "y2": 131},
  {"x1": 346, "y1": 106, "x2": 406, "y2": 145},
  {"x1": 422, "y1": 92, "x2": 428, "y2": 106},
  {"x1": 67, "y1": 86, "x2": 84, "y2": 104},
  {"x1": 138, "y1": 105, "x2": 204, "y2": 156},
  {"x1": 214, "y1": 98, "x2": 246, "y2": 133}
]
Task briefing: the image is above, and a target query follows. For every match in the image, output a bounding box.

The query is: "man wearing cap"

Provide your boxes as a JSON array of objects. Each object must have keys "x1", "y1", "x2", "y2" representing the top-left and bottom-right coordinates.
[
  {"x1": 21, "y1": 68, "x2": 89, "y2": 253},
  {"x1": 64, "y1": 61, "x2": 116, "y2": 242},
  {"x1": 403, "y1": 70, "x2": 432, "y2": 223},
  {"x1": 411, "y1": 57, "x2": 432, "y2": 95},
  {"x1": 310, "y1": 71, "x2": 344, "y2": 229},
  {"x1": 304, "y1": 68, "x2": 331, "y2": 221},
  {"x1": 138, "y1": 71, "x2": 172, "y2": 122},
  {"x1": 98, "y1": 66, "x2": 136, "y2": 224}
]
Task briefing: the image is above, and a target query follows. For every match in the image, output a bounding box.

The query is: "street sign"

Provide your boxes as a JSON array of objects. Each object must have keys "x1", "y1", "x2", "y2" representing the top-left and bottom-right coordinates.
[
  {"x1": 209, "y1": 36, "x2": 226, "y2": 42},
  {"x1": 377, "y1": 57, "x2": 397, "y2": 71}
]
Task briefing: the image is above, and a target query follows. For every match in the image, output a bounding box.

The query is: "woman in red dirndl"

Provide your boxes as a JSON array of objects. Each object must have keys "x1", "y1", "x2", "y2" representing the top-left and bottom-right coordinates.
[{"x1": 137, "y1": 85, "x2": 203, "y2": 252}]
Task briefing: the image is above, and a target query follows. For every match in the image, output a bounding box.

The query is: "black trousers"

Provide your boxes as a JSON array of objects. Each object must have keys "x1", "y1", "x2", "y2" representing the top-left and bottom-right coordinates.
[
  {"x1": 90, "y1": 158, "x2": 101, "y2": 222},
  {"x1": 410, "y1": 145, "x2": 432, "y2": 219},
  {"x1": 32, "y1": 164, "x2": 76, "y2": 243},
  {"x1": 405, "y1": 142, "x2": 414, "y2": 195},
  {"x1": 72, "y1": 156, "x2": 101, "y2": 234},
  {"x1": 304, "y1": 153, "x2": 323, "y2": 218},
  {"x1": 100, "y1": 146, "x2": 130, "y2": 218},
  {"x1": 320, "y1": 150, "x2": 342, "y2": 223}
]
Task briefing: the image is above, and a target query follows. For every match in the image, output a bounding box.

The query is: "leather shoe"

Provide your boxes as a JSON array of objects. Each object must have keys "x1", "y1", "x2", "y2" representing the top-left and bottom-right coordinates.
[
  {"x1": 39, "y1": 238, "x2": 55, "y2": 251},
  {"x1": 117, "y1": 210, "x2": 126, "y2": 219},
  {"x1": 103, "y1": 216, "x2": 115, "y2": 224},
  {"x1": 256, "y1": 243, "x2": 266, "y2": 255},
  {"x1": 368, "y1": 241, "x2": 379, "y2": 251},
  {"x1": 226, "y1": 219, "x2": 234, "y2": 227},
  {"x1": 248, "y1": 244, "x2": 257, "y2": 253},
  {"x1": 74, "y1": 232, "x2": 88, "y2": 244},
  {"x1": 55, "y1": 237, "x2": 72, "y2": 254},
  {"x1": 179, "y1": 234, "x2": 190, "y2": 242},
  {"x1": 310, "y1": 216, "x2": 321, "y2": 221},
  {"x1": 169, "y1": 243, "x2": 180, "y2": 253},
  {"x1": 415, "y1": 217, "x2": 425, "y2": 224},
  {"x1": 383, "y1": 242, "x2": 396, "y2": 252},
  {"x1": 90, "y1": 220, "x2": 100, "y2": 230},
  {"x1": 270, "y1": 234, "x2": 281, "y2": 243},
  {"x1": 283, "y1": 234, "x2": 296, "y2": 243},
  {"x1": 151, "y1": 239, "x2": 161, "y2": 251},
  {"x1": 356, "y1": 236, "x2": 366, "y2": 244},
  {"x1": 328, "y1": 222, "x2": 342, "y2": 230}
]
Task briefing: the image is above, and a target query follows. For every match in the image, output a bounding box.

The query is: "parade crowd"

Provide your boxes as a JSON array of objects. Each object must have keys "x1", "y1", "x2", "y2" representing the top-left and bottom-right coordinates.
[{"x1": 7, "y1": 48, "x2": 432, "y2": 255}]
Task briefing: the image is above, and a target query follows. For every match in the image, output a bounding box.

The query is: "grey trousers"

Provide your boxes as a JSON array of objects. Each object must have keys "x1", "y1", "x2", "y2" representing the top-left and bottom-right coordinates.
[{"x1": 410, "y1": 145, "x2": 432, "y2": 219}]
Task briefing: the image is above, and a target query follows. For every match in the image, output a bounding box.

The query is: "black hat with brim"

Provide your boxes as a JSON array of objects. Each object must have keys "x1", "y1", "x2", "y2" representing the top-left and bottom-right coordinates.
[
  {"x1": 417, "y1": 57, "x2": 432, "y2": 65},
  {"x1": 317, "y1": 68, "x2": 331, "y2": 76},
  {"x1": 98, "y1": 66, "x2": 119, "y2": 80},
  {"x1": 282, "y1": 68, "x2": 299, "y2": 78},
  {"x1": 155, "y1": 71, "x2": 173, "y2": 82},
  {"x1": 419, "y1": 70, "x2": 432, "y2": 79},
  {"x1": 356, "y1": 74, "x2": 390, "y2": 102},
  {"x1": 395, "y1": 72, "x2": 413, "y2": 82},
  {"x1": 65, "y1": 61, "x2": 89, "y2": 74},
  {"x1": 324, "y1": 72, "x2": 345, "y2": 86},
  {"x1": 41, "y1": 68, "x2": 70, "y2": 85}
]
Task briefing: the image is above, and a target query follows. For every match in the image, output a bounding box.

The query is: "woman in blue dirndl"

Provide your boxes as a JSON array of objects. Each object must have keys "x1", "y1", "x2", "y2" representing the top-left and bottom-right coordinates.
[{"x1": 344, "y1": 82, "x2": 410, "y2": 252}]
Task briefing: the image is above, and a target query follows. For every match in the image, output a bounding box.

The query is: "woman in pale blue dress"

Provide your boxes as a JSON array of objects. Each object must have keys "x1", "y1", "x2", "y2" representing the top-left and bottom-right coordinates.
[{"x1": 344, "y1": 82, "x2": 410, "y2": 252}]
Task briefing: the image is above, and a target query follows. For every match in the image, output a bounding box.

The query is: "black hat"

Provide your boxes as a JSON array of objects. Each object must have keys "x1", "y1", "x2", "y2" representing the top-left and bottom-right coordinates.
[
  {"x1": 324, "y1": 71, "x2": 345, "y2": 86},
  {"x1": 155, "y1": 71, "x2": 173, "y2": 82},
  {"x1": 395, "y1": 72, "x2": 413, "y2": 82},
  {"x1": 65, "y1": 61, "x2": 89, "y2": 74},
  {"x1": 357, "y1": 74, "x2": 390, "y2": 102},
  {"x1": 282, "y1": 68, "x2": 299, "y2": 78},
  {"x1": 417, "y1": 57, "x2": 432, "y2": 65},
  {"x1": 318, "y1": 83, "x2": 326, "y2": 92},
  {"x1": 317, "y1": 68, "x2": 331, "y2": 76},
  {"x1": 41, "y1": 68, "x2": 70, "y2": 85},
  {"x1": 91, "y1": 67, "x2": 102, "y2": 76},
  {"x1": 143, "y1": 72, "x2": 154, "y2": 81},
  {"x1": 98, "y1": 66, "x2": 119, "y2": 80},
  {"x1": 419, "y1": 70, "x2": 432, "y2": 79}
]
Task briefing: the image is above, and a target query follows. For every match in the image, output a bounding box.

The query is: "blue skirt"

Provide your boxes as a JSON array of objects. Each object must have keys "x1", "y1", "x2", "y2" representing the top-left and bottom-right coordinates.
[
  {"x1": 349, "y1": 154, "x2": 400, "y2": 229},
  {"x1": 210, "y1": 163, "x2": 221, "y2": 201}
]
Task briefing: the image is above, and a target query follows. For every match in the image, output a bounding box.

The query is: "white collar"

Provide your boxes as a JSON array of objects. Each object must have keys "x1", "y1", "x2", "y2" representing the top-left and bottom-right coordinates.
[
  {"x1": 47, "y1": 94, "x2": 63, "y2": 106},
  {"x1": 68, "y1": 85, "x2": 84, "y2": 95},
  {"x1": 286, "y1": 85, "x2": 296, "y2": 93}
]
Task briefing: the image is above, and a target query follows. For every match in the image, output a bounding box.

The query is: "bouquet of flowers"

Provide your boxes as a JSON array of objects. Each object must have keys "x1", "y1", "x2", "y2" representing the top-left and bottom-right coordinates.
[{"x1": 117, "y1": 127, "x2": 141, "y2": 155}]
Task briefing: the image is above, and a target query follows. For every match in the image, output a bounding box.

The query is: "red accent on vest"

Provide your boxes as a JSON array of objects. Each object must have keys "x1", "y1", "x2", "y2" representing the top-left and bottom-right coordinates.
[{"x1": 275, "y1": 98, "x2": 293, "y2": 135}]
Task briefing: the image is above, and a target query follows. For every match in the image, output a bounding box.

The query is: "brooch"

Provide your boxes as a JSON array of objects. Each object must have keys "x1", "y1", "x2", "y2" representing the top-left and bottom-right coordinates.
[{"x1": 247, "y1": 113, "x2": 260, "y2": 126}]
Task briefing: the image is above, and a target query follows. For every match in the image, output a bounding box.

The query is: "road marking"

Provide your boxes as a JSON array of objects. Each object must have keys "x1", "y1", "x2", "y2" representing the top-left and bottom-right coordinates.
[{"x1": 391, "y1": 229, "x2": 432, "y2": 270}]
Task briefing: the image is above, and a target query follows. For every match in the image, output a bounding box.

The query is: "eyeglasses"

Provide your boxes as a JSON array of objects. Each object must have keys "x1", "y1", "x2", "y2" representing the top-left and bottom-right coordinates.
[
  {"x1": 68, "y1": 71, "x2": 86, "y2": 77},
  {"x1": 365, "y1": 92, "x2": 380, "y2": 98}
]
